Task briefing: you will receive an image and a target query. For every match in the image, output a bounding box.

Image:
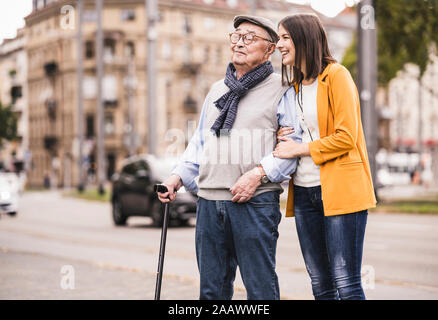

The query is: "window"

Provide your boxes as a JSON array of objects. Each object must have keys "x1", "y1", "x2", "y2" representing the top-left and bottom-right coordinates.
[
  {"x1": 103, "y1": 75, "x2": 118, "y2": 106},
  {"x1": 104, "y1": 113, "x2": 114, "y2": 136},
  {"x1": 183, "y1": 15, "x2": 192, "y2": 35},
  {"x1": 166, "y1": 80, "x2": 172, "y2": 130},
  {"x1": 161, "y1": 41, "x2": 172, "y2": 60},
  {"x1": 11, "y1": 86, "x2": 22, "y2": 104},
  {"x1": 183, "y1": 42, "x2": 192, "y2": 63},
  {"x1": 125, "y1": 41, "x2": 135, "y2": 57},
  {"x1": 37, "y1": 0, "x2": 44, "y2": 10},
  {"x1": 203, "y1": 17, "x2": 215, "y2": 30},
  {"x1": 83, "y1": 10, "x2": 97, "y2": 22},
  {"x1": 85, "y1": 41, "x2": 94, "y2": 59},
  {"x1": 136, "y1": 160, "x2": 150, "y2": 172},
  {"x1": 183, "y1": 95, "x2": 197, "y2": 113},
  {"x1": 121, "y1": 9, "x2": 136, "y2": 21},
  {"x1": 86, "y1": 114, "x2": 95, "y2": 138},
  {"x1": 83, "y1": 76, "x2": 97, "y2": 99},
  {"x1": 226, "y1": 0, "x2": 238, "y2": 8},
  {"x1": 104, "y1": 38, "x2": 116, "y2": 62},
  {"x1": 122, "y1": 163, "x2": 136, "y2": 175},
  {"x1": 216, "y1": 46, "x2": 222, "y2": 65},
  {"x1": 203, "y1": 45, "x2": 209, "y2": 63}
]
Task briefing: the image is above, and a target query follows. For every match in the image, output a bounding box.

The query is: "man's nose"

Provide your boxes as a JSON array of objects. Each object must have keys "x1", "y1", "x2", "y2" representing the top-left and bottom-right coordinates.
[{"x1": 236, "y1": 36, "x2": 245, "y2": 46}]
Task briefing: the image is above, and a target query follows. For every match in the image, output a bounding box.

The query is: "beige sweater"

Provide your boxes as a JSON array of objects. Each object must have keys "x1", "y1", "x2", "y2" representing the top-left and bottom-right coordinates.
[{"x1": 197, "y1": 73, "x2": 288, "y2": 200}]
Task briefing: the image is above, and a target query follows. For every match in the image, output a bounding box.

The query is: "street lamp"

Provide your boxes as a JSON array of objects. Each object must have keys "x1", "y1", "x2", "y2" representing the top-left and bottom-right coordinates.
[
  {"x1": 146, "y1": 0, "x2": 159, "y2": 156},
  {"x1": 357, "y1": 0, "x2": 378, "y2": 195},
  {"x1": 96, "y1": 0, "x2": 105, "y2": 195},
  {"x1": 76, "y1": 0, "x2": 85, "y2": 193}
]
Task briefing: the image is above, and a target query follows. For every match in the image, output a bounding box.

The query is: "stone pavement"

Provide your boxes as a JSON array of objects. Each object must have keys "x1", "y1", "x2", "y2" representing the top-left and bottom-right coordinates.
[{"x1": 0, "y1": 248, "x2": 246, "y2": 300}]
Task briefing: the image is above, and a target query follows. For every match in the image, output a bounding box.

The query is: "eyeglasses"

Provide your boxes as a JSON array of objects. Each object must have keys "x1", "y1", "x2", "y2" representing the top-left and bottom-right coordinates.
[{"x1": 229, "y1": 32, "x2": 274, "y2": 45}]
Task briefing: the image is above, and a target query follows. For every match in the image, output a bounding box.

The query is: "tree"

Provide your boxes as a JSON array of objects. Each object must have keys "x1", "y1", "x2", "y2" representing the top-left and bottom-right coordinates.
[
  {"x1": 342, "y1": 0, "x2": 438, "y2": 86},
  {"x1": 0, "y1": 101, "x2": 18, "y2": 147}
]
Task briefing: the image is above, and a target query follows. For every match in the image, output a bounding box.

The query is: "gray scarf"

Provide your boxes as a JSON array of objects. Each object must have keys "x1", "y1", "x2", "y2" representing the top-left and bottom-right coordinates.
[{"x1": 211, "y1": 61, "x2": 274, "y2": 136}]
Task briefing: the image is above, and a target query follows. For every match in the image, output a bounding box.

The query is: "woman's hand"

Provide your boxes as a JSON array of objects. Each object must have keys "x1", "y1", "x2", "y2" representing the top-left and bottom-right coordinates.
[
  {"x1": 273, "y1": 136, "x2": 310, "y2": 159},
  {"x1": 277, "y1": 126, "x2": 295, "y2": 142}
]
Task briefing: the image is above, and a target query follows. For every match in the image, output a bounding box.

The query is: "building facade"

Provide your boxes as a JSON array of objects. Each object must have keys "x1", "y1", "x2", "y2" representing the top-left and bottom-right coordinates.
[
  {"x1": 0, "y1": 28, "x2": 29, "y2": 174},
  {"x1": 388, "y1": 58, "x2": 438, "y2": 151},
  {"x1": 386, "y1": 56, "x2": 438, "y2": 184},
  {"x1": 22, "y1": 0, "x2": 355, "y2": 188}
]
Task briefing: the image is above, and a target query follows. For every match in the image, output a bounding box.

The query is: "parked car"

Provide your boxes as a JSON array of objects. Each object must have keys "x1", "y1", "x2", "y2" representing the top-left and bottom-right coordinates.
[
  {"x1": 0, "y1": 172, "x2": 20, "y2": 217},
  {"x1": 111, "y1": 155, "x2": 197, "y2": 227}
]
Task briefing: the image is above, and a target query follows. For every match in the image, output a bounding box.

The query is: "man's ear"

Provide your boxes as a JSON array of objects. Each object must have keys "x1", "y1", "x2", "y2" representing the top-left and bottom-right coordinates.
[{"x1": 266, "y1": 43, "x2": 276, "y2": 56}]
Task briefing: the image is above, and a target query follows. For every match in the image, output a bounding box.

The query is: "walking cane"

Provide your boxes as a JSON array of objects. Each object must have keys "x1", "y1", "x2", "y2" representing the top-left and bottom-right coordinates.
[{"x1": 153, "y1": 184, "x2": 171, "y2": 300}]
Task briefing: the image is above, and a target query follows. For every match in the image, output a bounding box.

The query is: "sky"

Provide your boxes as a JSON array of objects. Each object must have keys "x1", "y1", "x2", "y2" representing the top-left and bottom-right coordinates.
[
  {"x1": 0, "y1": 0, "x2": 33, "y2": 44},
  {"x1": 0, "y1": 0, "x2": 359, "y2": 45}
]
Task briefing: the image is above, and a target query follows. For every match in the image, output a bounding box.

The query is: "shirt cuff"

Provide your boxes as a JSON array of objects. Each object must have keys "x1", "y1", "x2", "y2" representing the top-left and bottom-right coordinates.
[
  {"x1": 260, "y1": 153, "x2": 292, "y2": 183},
  {"x1": 171, "y1": 162, "x2": 199, "y2": 193}
]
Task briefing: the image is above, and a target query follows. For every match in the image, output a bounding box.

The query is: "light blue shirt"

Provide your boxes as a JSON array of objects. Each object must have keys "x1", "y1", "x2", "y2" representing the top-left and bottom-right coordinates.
[{"x1": 172, "y1": 86, "x2": 302, "y2": 193}]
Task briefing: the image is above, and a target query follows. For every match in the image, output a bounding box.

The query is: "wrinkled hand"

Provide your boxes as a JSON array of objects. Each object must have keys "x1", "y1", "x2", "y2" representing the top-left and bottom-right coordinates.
[
  {"x1": 157, "y1": 174, "x2": 182, "y2": 203},
  {"x1": 273, "y1": 136, "x2": 305, "y2": 159},
  {"x1": 230, "y1": 167, "x2": 262, "y2": 203},
  {"x1": 277, "y1": 126, "x2": 295, "y2": 142}
]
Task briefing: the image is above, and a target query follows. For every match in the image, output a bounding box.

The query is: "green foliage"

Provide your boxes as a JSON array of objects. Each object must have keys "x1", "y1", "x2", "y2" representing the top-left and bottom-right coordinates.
[
  {"x1": 373, "y1": 200, "x2": 438, "y2": 214},
  {"x1": 342, "y1": 0, "x2": 438, "y2": 86},
  {"x1": 341, "y1": 33, "x2": 358, "y2": 82},
  {"x1": 376, "y1": 0, "x2": 438, "y2": 82},
  {"x1": 0, "y1": 101, "x2": 18, "y2": 147},
  {"x1": 64, "y1": 188, "x2": 111, "y2": 203}
]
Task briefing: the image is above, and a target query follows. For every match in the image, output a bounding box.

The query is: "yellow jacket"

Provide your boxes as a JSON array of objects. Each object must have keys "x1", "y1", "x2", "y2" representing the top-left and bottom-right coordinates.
[{"x1": 286, "y1": 63, "x2": 376, "y2": 217}]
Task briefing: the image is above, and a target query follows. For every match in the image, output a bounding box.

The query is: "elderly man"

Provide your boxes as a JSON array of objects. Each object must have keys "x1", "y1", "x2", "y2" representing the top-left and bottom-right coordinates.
[{"x1": 158, "y1": 15, "x2": 299, "y2": 300}]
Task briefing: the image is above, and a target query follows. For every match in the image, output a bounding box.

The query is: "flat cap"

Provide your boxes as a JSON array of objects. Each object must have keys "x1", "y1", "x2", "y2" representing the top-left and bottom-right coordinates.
[{"x1": 233, "y1": 15, "x2": 279, "y2": 43}]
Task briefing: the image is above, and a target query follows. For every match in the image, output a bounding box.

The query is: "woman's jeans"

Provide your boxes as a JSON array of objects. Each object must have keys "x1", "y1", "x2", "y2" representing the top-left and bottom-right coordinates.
[
  {"x1": 195, "y1": 191, "x2": 281, "y2": 300},
  {"x1": 294, "y1": 185, "x2": 368, "y2": 300}
]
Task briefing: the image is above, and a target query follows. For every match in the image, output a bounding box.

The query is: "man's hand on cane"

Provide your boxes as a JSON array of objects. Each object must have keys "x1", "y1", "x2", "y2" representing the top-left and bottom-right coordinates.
[{"x1": 157, "y1": 174, "x2": 182, "y2": 203}]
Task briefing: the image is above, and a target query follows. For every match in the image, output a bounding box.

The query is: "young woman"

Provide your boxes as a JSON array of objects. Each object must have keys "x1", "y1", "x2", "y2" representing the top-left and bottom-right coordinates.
[{"x1": 273, "y1": 14, "x2": 376, "y2": 300}]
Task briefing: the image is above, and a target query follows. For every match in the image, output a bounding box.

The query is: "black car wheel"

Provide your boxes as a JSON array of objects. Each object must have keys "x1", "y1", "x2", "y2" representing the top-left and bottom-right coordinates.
[
  {"x1": 151, "y1": 200, "x2": 164, "y2": 227},
  {"x1": 7, "y1": 211, "x2": 17, "y2": 217},
  {"x1": 112, "y1": 198, "x2": 127, "y2": 226}
]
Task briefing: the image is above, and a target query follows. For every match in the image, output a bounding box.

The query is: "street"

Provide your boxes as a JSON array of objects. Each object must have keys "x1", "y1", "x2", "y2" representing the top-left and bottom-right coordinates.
[{"x1": 1, "y1": 191, "x2": 438, "y2": 300}]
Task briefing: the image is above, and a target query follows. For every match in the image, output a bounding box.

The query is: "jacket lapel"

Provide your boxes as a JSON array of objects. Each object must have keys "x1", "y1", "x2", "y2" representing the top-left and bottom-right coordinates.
[{"x1": 317, "y1": 64, "x2": 331, "y2": 138}]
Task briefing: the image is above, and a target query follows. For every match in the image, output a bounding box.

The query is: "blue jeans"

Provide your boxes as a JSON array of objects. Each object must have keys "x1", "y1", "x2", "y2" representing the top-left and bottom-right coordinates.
[
  {"x1": 294, "y1": 185, "x2": 368, "y2": 300},
  {"x1": 195, "y1": 191, "x2": 281, "y2": 300}
]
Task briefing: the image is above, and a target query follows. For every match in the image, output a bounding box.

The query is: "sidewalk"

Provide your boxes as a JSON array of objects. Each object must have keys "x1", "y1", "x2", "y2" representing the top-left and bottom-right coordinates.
[
  {"x1": 0, "y1": 249, "x2": 247, "y2": 300},
  {"x1": 377, "y1": 184, "x2": 438, "y2": 201}
]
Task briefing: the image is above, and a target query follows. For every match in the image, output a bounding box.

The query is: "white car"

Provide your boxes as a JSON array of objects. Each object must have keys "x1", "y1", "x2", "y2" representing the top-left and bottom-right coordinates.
[{"x1": 0, "y1": 173, "x2": 19, "y2": 216}]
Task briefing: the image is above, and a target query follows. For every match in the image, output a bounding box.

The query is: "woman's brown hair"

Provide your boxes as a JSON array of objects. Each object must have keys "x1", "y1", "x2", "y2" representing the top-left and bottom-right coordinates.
[{"x1": 279, "y1": 13, "x2": 336, "y2": 86}]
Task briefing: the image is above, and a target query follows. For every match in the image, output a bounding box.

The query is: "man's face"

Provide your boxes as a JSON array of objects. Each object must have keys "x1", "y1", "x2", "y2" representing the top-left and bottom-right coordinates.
[{"x1": 230, "y1": 22, "x2": 274, "y2": 75}]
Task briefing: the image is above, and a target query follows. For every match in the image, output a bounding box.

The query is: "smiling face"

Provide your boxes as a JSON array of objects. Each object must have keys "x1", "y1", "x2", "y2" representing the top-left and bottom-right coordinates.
[
  {"x1": 230, "y1": 22, "x2": 275, "y2": 78},
  {"x1": 276, "y1": 24, "x2": 296, "y2": 67}
]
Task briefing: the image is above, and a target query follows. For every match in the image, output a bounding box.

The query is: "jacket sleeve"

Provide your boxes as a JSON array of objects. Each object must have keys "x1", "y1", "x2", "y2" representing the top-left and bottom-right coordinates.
[{"x1": 309, "y1": 66, "x2": 360, "y2": 166}]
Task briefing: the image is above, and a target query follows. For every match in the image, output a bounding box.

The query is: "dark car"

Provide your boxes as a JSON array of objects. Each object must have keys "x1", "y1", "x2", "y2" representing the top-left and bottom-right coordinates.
[{"x1": 111, "y1": 155, "x2": 197, "y2": 227}]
